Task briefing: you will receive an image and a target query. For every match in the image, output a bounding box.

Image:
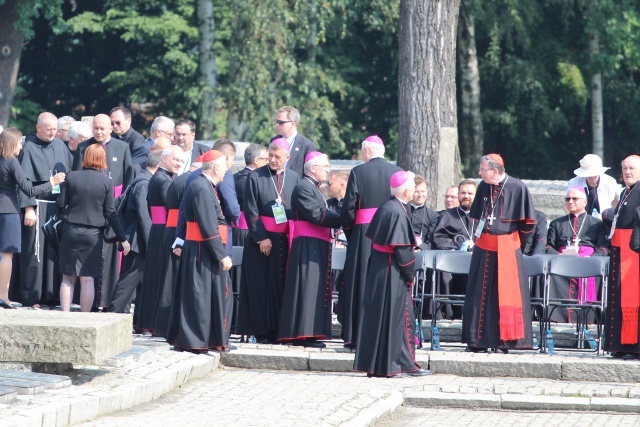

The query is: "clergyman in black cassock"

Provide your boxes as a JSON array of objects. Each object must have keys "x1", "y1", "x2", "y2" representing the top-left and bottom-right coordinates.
[
  {"x1": 462, "y1": 154, "x2": 536, "y2": 352},
  {"x1": 72, "y1": 114, "x2": 133, "y2": 307},
  {"x1": 167, "y1": 150, "x2": 233, "y2": 353},
  {"x1": 339, "y1": 135, "x2": 402, "y2": 348},
  {"x1": 237, "y1": 140, "x2": 299, "y2": 343},
  {"x1": 354, "y1": 171, "x2": 429, "y2": 378},
  {"x1": 606, "y1": 156, "x2": 640, "y2": 359},
  {"x1": 277, "y1": 153, "x2": 341, "y2": 346},
  {"x1": 544, "y1": 187, "x2": 608, "y2": 323},
  {"x1": 13, "y1": 112, "x2": 73, "y2": 307}
]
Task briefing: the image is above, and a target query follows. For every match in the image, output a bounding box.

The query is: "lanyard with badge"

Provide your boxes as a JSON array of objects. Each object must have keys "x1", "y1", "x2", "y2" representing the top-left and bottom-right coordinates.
[
  {"x1": 475, "y1": 176, "x2": 508, "y2": 238},
  {"x1": 608, "y1": 185, "x2": 636, "y2": 239},
  {"x1": 270, "y1": 169, "x2": 288, "y2": 224},
  {"x1": 458, "y1": 207, "x2": 475, "y2": 250}
]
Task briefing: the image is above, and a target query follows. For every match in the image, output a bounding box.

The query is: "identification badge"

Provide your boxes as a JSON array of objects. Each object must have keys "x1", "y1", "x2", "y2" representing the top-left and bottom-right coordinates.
[
  {"x1": 474, "y1": 220, "x2": 485, "y2": 238},
  {"x1": 51, "y1": 184, "x2": 60, "y2": 194},
  {"x1": 466, "y1": 240, "x2": 474, "y2": 249},
  {"x1": 562, "y1": 246, "x2": 579, "y2": 256},
  {"x1": 272, "y1": 204, "x2": 287, "y2": 224}
]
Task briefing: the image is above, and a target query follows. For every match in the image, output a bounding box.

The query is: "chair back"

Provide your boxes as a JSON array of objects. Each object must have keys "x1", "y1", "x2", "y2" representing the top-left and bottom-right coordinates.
[
  {"x1": 433, "y1": 251, "x2": 472, "y2": 275},
  {"x1": 231, "y1": 245, "x2": 244, "y2": 266},
  {"x1": 331, "y1": 247, "x2": 347, "y2": 271},
  {"x1": 523, "y1": 254, "x2": 551, "y2": 277},
  {"x1": 415, "y1": 249, "x2": 445, "y2": 271},
  {"x1": 548, "y1": 255, "x2": 607, "y2": 279}
]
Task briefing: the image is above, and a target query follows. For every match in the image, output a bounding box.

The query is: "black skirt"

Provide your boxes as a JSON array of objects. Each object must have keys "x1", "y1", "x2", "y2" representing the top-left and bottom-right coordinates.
[
  {"x1": 59, "y1": 222, "x2": 103, "y2": 277},
  {"x1": 0, "y1": 213, "x2": 21, "y2": 253}
]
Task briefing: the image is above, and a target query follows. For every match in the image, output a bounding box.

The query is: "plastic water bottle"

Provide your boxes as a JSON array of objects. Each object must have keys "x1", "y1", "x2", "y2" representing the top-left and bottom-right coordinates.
[
  {"x1": 591, "y1": 208, "x2": 600, "y2": 219},
  {"x1": 414, "y1": 320, "x2": 421, "y2": 345},
  {"x1": 546, "y1": 329, "x2": 555, "y2": 354},
  {"x1": 532, "y1": 331, "x2": 539, "y2": 350},
  {"x1": 431, "y1": 326, "x2": 441, "y2": 350},
  {"x1": 460, "y1": 241, "x2": 468, "y2": 252},
  {"x1": 583, "y1": 328, "x2": 597, "y2": 350},
  {"x1": 248, "y1": 335, "x2": 257, "y2": 344}
]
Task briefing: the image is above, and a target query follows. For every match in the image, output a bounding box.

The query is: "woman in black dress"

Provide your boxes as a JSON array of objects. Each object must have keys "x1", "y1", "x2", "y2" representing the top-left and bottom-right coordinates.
[
  {"x1": 0, "y1": 128, "x2": 66, "y2": 308},
  {"x1": 57, "y1": 144, "x2": 130, "y2": 312}
]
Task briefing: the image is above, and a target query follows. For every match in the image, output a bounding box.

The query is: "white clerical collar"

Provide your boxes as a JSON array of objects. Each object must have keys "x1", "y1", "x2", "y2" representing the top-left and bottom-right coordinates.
[{"x1": 410, "y1": 202, "x2": 425, "y2": 209}]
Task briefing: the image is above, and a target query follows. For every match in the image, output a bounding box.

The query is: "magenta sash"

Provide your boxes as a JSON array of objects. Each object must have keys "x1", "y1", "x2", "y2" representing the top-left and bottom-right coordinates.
[
  {"x1": 114, "y1": 184, "x2": 123, "y2": 198},
  {"x1": 260, "y1": 215, "x2": 289, "y2": 234},
  {"x1": 372, "y1": 243, "x2": 394, "y2": 254},
  {"x1": 290, "y1": 220, "x2": 332, "y2": 243},
  {"x1": 232, "y1": 212, "x2": 249, "y2": 230},
  {"x1": 355, "y1": 208, "x2": 377, "y2": 225},
  {"x1": 150, "y1": 206, "x2": 167, "y2": 225},
  {"x1": 559, "y1": 245, "x2": 597, "y2": 302}
]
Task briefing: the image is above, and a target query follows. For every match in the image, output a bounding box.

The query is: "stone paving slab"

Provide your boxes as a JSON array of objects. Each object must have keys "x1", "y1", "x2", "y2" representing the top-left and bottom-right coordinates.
[
  {"x1": 0, "y1": 370, "x2": 71, "y2": 389},
  {"x1": 0, "y1": 388, "x2": 17, "y2": 405},
  {"x1": 0, "y1": 378, "x2": 45, "y2": 395}
]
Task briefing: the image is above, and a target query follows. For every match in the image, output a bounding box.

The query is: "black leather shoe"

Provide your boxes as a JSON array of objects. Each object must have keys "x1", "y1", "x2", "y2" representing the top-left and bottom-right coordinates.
[
  {"x1": 343, "y1": 343, "x2": 357, "y2": 350},
  {"x1": 405, "y1": 368, "x2": 432, "y2": 377},
  {"x1": 0, "y1": 299, "x2": 14, "y2": 309},
  {"x1": 495, "y1": 348, "x2": 509, "y2": 354},
  {"x1": 610, "y1": 352, "x2": 624, "y2": 359},
  {"x1": 367, "y1": 372, "x2": 405, "y2": 379},
  {"x1": 622, "y1": 352, "x2": 639, "y2": 360},
  {"x1": 305, "y1": 341, "x2": 326, "y2": 349},
  {"x1": 464, "y1": 346, "x2": 487, "y2": 353}
]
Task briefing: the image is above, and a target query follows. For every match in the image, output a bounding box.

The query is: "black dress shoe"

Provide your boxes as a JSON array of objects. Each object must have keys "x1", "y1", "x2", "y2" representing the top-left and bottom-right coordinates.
[
  {"x1": 367, "y1": 372, "x2": 405, "y2": 379},
  {"x1": 305, "y1": 341, "x2": 326, "y2": 349},
  {"x1": 343, "y1": 343, "x2": 357, "y2": 350},
  {"x1": 464, "y1": 346, "x2": 487, "y2": 353},
  {"x1": 405, "y1": 368, "x2": 432, "y2": 377},
  {"x1": 622, "y1": 352, "x2": 640, "y2": 360},
  {"x1": 0, "y1": 299, "x2": 14, "y2": 309},
  {"x1": 495, "y1": 348, "x2": 509, "y2": 354},
  {"x1": 610, "y1": 352, "x2": 624, "y2": 359}
]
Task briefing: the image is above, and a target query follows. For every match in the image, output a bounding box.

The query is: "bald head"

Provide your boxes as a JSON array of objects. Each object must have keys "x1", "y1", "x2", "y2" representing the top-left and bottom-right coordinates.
[
  {"x1": 92, "y1": 114, "x2": 112, "y2": 143},
  {"x1": 152, "y1": 135, "x2": 172, "y2": 152},
  {"x1": 36, "y1": 112, "x2": 58, "y2": 142},
  {"x1": 622, "y1": 155, "x2": 640, "y2": 187}
]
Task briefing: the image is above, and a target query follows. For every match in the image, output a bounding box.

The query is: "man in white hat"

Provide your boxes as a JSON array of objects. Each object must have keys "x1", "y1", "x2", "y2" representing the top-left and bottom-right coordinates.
[{"x1": 567, "y1": 154, "x2": 620, "y2": 218}]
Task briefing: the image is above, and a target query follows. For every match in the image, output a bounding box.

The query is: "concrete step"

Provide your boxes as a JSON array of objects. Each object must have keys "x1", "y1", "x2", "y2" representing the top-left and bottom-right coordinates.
[
  {"x1": 0, "y1": 386, "x2": 17, "y2": 404},
  {"x1": 0, "y1": 370, "x2": 71, "y2": 389}
]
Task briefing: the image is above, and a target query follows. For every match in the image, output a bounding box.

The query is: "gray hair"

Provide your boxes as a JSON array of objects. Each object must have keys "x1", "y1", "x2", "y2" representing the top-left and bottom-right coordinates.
[
  {"x1": 58, "y1": 116, "x2": 75, "y2": 129},
  {"x1": 479, "y1": 155, "x2": 505, "y2": 174},
  {"x1": 150, "y1": 116, "x2": 175, "y2": 136},
  {"x1": 390, "y1": 171, "x2": 416, "y2": 197},
  {"x1": 361, "y1": 140, "x2": 385, "y2": 155},
  {"x1": 67, "y1": 121, "x2": 92, "y2": 139},
  {"x1": 244, "y1": 143, "x2": 267, "y2": 166},
  {"x1": 146, "y1": 150, "x2": 163, "y2": 168},
  {"x1": 303, "y1": 153, "x2": 328, "y2": 174}
]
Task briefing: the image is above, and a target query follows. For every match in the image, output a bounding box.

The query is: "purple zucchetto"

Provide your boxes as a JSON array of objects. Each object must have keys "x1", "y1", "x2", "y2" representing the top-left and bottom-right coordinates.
[
  {"x1": 270, "y1": 137, "x2": 290, "y2": 153},
  {"x1": 363, "y1": 135, "x2": 384, "y2": 145},
  {"x1": 390, "y1": 170, "x2": 412, "y2": 189},
  {"x1": 304, "y1": 151, "x2": 324, "y2": 164}
]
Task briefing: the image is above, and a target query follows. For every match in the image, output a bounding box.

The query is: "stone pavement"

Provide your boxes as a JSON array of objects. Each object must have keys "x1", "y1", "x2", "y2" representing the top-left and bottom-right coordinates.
[{"x1": 0, "y1": 335, "x2": 638, "y2": 427}]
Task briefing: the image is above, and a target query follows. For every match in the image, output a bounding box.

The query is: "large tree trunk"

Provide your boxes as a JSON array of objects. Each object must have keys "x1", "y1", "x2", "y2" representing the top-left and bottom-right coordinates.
[
  {"x1": 398, "y1": 0, "x2": 461, "y2": 210},
  {"x1": 590, "y1": 32, "x2": 603, "y2": 159},
  {"x1": 457, "y1": 0, "x2": 483, "y2": 177},
  {"x1": 0, "y1": 0, "x2": 23, "y2": 128},
  {"x1": 197, "y1": 0, "x2": 216, "y2": 140}
]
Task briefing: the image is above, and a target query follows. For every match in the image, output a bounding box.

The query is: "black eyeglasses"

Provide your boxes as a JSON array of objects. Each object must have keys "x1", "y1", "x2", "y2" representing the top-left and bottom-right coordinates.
[
  {"x1": 564, "y1": 197, "x2": 584, "y2": 202},
  {"x1": 111, "y1": 121, "x2": 123, "y2": 126},
  {"x1": 275, "y1": 120, "x2": 294, "y2": 126}
]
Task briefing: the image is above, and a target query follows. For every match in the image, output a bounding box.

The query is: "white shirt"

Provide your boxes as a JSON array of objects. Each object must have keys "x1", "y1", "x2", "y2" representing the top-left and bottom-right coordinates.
[
  {"x1": 176, "y1": 147, "x2": 193, "y2": 176},
  {"x1": 567, "y1": 174, "x2": 620, "y2": 212}
]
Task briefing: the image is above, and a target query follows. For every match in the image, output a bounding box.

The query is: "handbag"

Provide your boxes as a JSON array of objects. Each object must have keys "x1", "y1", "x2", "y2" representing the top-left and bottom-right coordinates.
[{"x1": 41, "y1": 215, "x2": 62, "y2": 260}]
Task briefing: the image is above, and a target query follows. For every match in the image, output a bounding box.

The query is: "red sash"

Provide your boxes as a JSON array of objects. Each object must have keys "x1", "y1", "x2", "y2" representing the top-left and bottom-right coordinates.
[
  {"x1": 611, "y1": 229, "x2": 640, "y2": 344},
  {"x1": 475, "y1": 231, "x2": 524, "y2": 341},
  {"x1": 166, "y1": 209, "x2": 179, "y2": 228},
  {"x1": 150, "y1": 206, "x2": 167, "y2": 225},
  {"x1": 355, "y1": 208, "x2": 377, "y2": 225},
  {"x1": 290, "y1": 220, "x2": 331, "y2": 243},
  {"x1": 186, "y1": 222, "x2": 228, "y2": 245}
]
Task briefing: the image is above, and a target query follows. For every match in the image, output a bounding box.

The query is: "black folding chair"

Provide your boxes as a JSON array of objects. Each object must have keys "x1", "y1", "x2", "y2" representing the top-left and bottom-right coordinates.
[
  {"x1": 430, "y1": 251, "x2": 472, "y2": 345},
  {"x1": 330, "y1": 246, "x2": 347, "y2": 317},
  {"x1": 411, "y1": 250, "x2": 445, "y2": 348},
  {"x1": 522, "y1": 254, "x2": 553, "y2": 352},
  {"x1": 230, "y1": 245, "x2": 244, "y2": 338},
  {"x1": 544, "y1": 255, "x2": 609, "y2": 354}
]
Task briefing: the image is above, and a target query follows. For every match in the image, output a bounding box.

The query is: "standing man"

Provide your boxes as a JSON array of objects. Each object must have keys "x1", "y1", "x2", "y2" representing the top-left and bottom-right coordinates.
[
  {"x1": 73, "y1": 114, "x2": 133, "y2": 307},
  {"x1": 56, "y1": 116, "x2": 75, "y2": 143},
  {"x1": 272, "y1": 106, "x2": 316, "y2": 177},
  {"x1": 339, "y1": 135, "x2": 402, "y2": 349},
  {"x1": 462, "y1": 154, "x2": 536, "y2": 353},
  {"x1": 212, "y1": 139, "x2": 241, "y2": 256},
  {"x1": 13, "y1": 112, "x2": 73, "y2": 307},
  {"x1": 66, "y1": 121, "x2": 92, "y2": 153},
  {"x1": 326, "y1": 170, "x2": 349, "y2": 216},
  {"x1": 606, "y1": 155, "x2": 640, "y2": 360},
  {"x1": 409, "y1": 175, "x2": 439, "y2": 251},
  {"x1": 173, "y1": 119, "x2": 209, "y2": 175},
  {"x1": 108, "y1": 149, "x2": 162, "y2": 313},
  {"x1": 568, "y1": 154, "x2": 620, "y2": 217},
  {"x1": 354, "y1": 171, "x2": 430, "y2": 378},
  {"x1": 277, "y1": 152, "x2": 341, "y2": 348},
  {"x1": 444, "y1": 185, "x2": 460, "y2": 210},
  {"x1": 167, "y1": 150, "x2": 233, "y2": 354},
  {"x1": 233, "y1": 143, "x2": 268, "y2": 246},
  {"x1": 237, "y1": 138, "x2": 299, "y2": 344},
  {"x1": 110, "y1": 106, "x2": 148, "y2": 166}
]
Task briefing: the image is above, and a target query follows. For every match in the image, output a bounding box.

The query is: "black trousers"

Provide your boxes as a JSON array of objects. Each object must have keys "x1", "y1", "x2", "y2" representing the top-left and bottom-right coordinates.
[{"x1": 108, "y1": 251, "x2": 145, "y2": 313}]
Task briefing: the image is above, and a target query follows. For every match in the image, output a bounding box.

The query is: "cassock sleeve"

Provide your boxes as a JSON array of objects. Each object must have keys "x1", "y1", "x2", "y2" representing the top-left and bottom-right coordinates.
[
  {"x1": 418, "y1": 210, "x2": 440, "y2": 251},
  {"x1": 72, "y1": 144, "x2": 84, "y2": 171},
  {"x1": 244, "y1": 171, "x2": 269, "y2": 244},
  {"x1": 432, "y1": 213, "x2": 459, "y2": 250},
  {"x1": 192, "y1": 185, "x2": 228, "y2": 261},
  {"x1": 218, "y1": 172, "x2": 241, "y2": 223},
  {"x1": 340, "y1": 170, "x2": 359, "y2": 236},
  {"x1": 394, "y1": 245, "x2": 416, "y2": 285},
  {"x1": 630, "y1": 207, "x2": 640, "y2": 254},
  {"x1": 133, "y1": 182, "x2": 152, "y2": 248},
  {"x1": 122, "y1": 146, "x2": 133, "y2": 189},
  {"x1": 525, "y1": 211, "x2": 547, "y2": 255},
  {"x1": 295, "y1": 183, "x2": 341, "y2": 229},
  {"x1": 545, "y1": 220, "x2": 560, "y2": 254},
  {"x1": 104, "y1": 182, "x2": 127, "y2": 242},
  {"x1": 592, "y1": 221, "x2": 609, "y2": 256}
]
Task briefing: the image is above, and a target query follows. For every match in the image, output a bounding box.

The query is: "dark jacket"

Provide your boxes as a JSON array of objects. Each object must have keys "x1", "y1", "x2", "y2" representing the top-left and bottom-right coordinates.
[
  {"x1": 58, "y1": 168, "x2": 126, "y2": 241},
  {"x1": 121, "y1": 169, "x2": 153, "y2": 254},
  {"x1": 0, "y1": 157, "x2": 53, "y2": 214}
]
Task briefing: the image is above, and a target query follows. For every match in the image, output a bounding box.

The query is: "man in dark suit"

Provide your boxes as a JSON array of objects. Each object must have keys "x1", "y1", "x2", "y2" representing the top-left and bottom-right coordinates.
[
  {"x1": 110, "y1": 106, "x2": 148, "y2": 166},
  {"x1": 271, "y1": 106, "x2": 316, "y2": 177},
  {"x1": 174, "y1": 119, "x2": 209, "y2": 175}
]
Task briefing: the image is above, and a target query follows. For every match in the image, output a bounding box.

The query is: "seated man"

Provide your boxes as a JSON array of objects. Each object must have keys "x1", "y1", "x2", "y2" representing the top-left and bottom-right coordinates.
[
  {"x1": 545, "y1": 187, "x2": 608, "y2": 322},
  {"x1": 431, "y1": 179, "x2": 477, "y2": 319},
  {"x1": 409, "y1": 175, "x2": 440, "y2": 251}
]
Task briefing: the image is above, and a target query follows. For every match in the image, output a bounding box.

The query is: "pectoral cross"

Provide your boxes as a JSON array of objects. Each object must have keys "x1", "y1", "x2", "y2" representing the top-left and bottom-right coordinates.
[{"x1": 487, "y1": 214, "x2": 496, "y2": 225}]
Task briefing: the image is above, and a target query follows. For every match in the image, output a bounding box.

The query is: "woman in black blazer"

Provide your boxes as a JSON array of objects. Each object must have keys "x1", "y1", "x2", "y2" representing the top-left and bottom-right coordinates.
[
  {"x1": 0, "y1": 128, "x2": 65, "y2": 308},
  {"x1": 57, "y1": 144, "x2": 130, "y2": 312}
]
